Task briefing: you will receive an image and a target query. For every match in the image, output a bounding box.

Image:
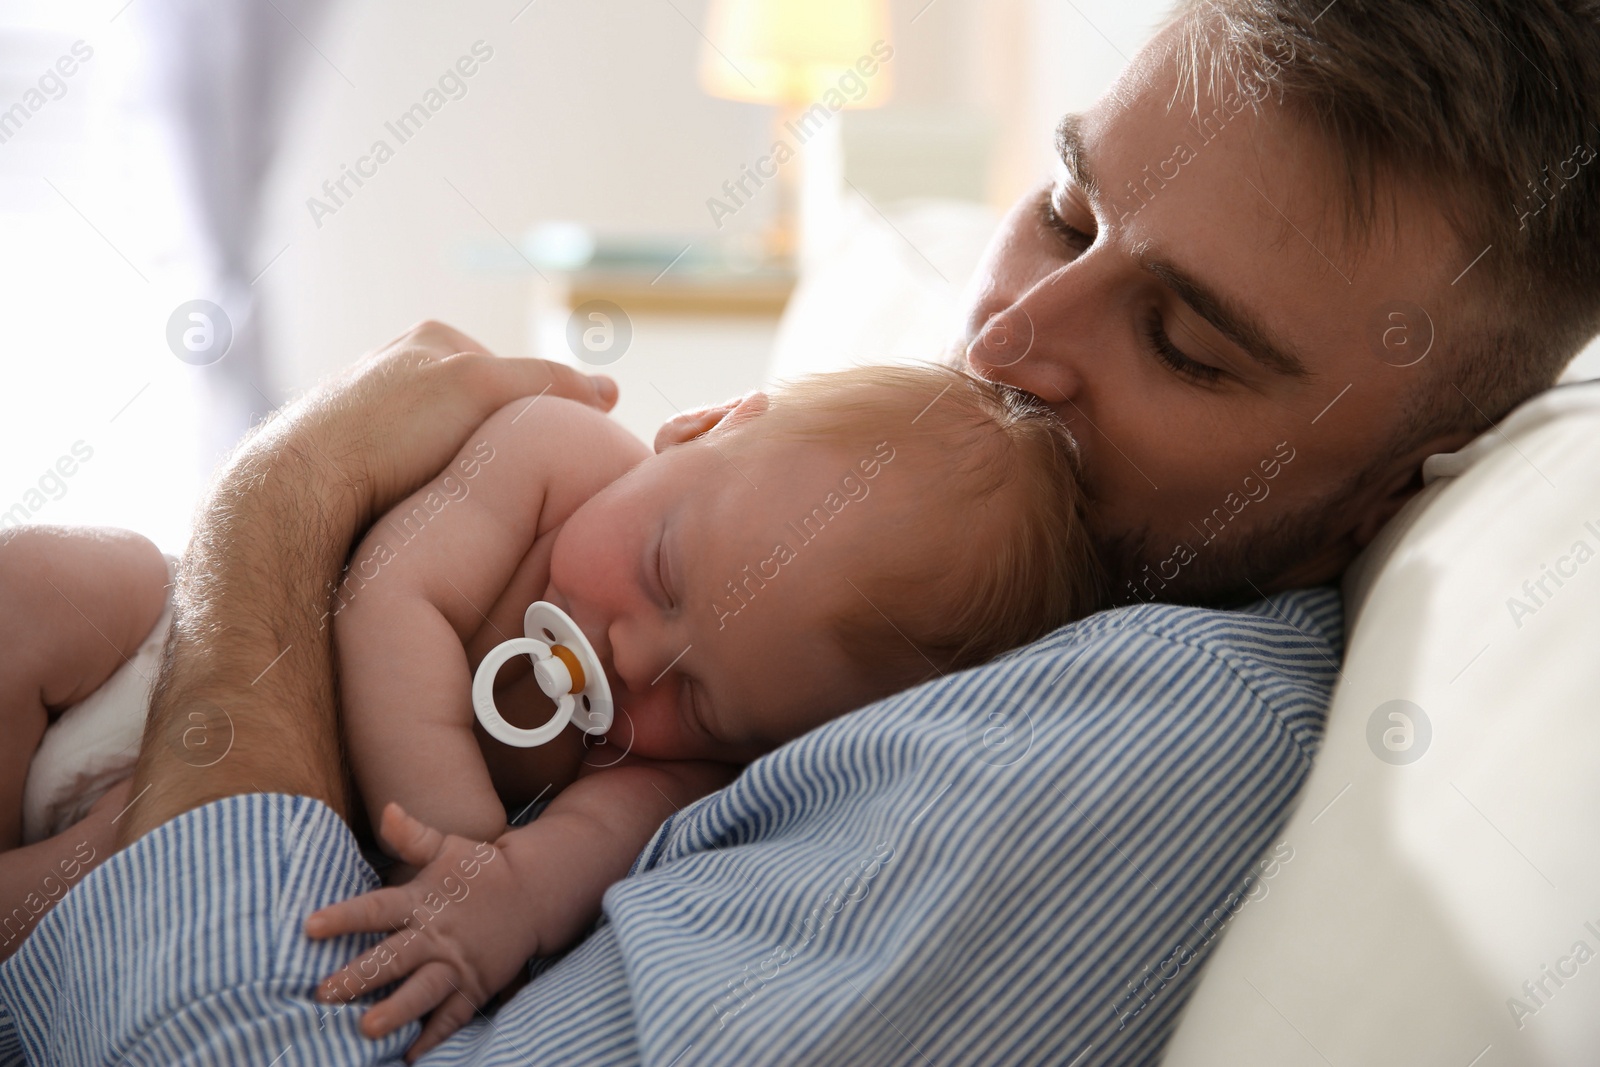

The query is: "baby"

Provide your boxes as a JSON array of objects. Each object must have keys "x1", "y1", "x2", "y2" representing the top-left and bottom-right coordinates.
[
  {"x1": 0, "y1": 364, "x2": 1100, "y2": 1057},
  {"x1": 309, "y1": 363, "x2": 1101, "y2": 1055}
]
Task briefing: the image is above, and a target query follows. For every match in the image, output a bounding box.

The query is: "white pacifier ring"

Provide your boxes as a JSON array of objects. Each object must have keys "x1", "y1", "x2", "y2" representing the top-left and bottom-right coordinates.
[{"x1": 472, "y1": 602, "x2": 613, "y2": 748}]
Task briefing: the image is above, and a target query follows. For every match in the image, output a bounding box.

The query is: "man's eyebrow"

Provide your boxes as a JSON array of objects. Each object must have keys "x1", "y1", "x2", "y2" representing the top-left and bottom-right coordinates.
[
  {"x1": 1055, "y1": 114, "x2": 1098, "y2": 199},
  {"x1": 1141, "y1": 257, "x2": 1312, "y2": 380},
  {"x1": 1056, "y1": 111, "x2": 1309, "y2": 380}
]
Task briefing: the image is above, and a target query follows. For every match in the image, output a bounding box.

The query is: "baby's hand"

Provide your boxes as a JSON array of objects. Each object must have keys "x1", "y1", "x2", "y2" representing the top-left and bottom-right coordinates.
[{"x1": 305, "y1": 803, "x2": 532, "y2": 1061}]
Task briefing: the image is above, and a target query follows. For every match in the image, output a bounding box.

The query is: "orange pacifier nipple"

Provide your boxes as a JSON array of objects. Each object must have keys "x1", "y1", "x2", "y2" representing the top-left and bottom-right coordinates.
[{"x1": 549, "y1": 644, "x2": 585, "y2": 693}]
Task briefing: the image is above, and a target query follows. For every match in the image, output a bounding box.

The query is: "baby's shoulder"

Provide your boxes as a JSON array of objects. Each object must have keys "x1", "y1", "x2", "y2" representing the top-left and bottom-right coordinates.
[
  {"x1": 474, "y1": 395, "x2": 649, "y2": 517},
  {"x1": 484, "y1": 395, "x2": 646, "y2": 464}
]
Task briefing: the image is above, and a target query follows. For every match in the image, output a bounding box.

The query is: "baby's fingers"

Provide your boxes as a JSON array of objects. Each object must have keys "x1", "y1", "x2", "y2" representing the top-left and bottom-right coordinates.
[
  {"x1": 406, "y1": 992, "x2": 481, "y2": 1063},
  {"x1": 305, "y1": 886, "x2": 414, "y2": 940},
  {"x1": 358, "y1": 960, "x2": 460, "y2": 1041},
  {"x1": 314, "y1": 919, "x2": 442, "y2": 1006},
  {"x1": 377, "y1": 803, "x2": 449, "y2": 870}
]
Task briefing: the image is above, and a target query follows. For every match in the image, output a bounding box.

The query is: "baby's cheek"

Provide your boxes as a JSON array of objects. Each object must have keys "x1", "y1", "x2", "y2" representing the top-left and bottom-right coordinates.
[
  {"x1": 607, "y1": 697, "x2": 693, "y2": 761},
  {"x1": 550, "y1": 508, "x2": 632, "y2": 599},
  {"x1": 545, "y1": 528, "x2": 584, "y2": 589}
]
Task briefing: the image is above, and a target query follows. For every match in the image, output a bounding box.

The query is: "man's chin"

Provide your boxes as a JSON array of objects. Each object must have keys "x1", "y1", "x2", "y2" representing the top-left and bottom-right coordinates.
[{"x1": 1100, "y1": 511, "x2": 1354, "y2": 609}]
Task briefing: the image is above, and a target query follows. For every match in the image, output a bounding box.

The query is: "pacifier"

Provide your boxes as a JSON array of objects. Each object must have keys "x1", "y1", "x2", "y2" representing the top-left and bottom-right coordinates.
[{"x1": 472, "y1": 602, "x2": 612, "y2": 747}]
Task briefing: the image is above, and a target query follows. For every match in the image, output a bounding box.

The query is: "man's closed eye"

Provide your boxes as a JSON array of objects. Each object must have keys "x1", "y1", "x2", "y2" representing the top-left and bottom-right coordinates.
[
  {"x1": 1142, "y1": 310, "x2": 1225, "y2": 385},
  {"x1": 1041, "y1": 189, "x2": 1094, "y2": 254}
]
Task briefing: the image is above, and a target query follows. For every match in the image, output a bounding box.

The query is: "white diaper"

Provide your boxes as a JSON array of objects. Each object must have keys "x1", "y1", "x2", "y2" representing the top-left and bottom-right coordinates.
[{"x1": 19, "y1": 557, "x2": 175, "y2": 844}]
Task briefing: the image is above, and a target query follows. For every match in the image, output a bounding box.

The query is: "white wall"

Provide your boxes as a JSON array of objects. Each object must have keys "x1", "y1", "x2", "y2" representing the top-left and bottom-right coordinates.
[
  {"x1": 0, "y1": 5, "x2": 210, "y2": 552},
  {"x1": 261, "y1": 0, "x2": 774, "y2": 389}
]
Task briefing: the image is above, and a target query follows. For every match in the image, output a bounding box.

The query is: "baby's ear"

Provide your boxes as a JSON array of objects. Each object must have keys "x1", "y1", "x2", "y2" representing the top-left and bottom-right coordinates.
[
  {"x1": 717, "y1": 392, "x2": 771, "y2": 431},
  {"x1": 652, "y1": 392, "x2": 769, "y2": 452}
]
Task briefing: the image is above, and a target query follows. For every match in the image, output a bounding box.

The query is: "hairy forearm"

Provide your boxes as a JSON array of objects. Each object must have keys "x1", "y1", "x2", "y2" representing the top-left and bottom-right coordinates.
[{"x1": 119, "y1": 432, "x2": 362, "y2": 845}]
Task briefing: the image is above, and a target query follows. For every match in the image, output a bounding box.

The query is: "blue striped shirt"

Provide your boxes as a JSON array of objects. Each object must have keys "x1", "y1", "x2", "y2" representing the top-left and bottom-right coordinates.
[{"x1": 0, "y1": 588, "x2": 1340, "y2": 1065}]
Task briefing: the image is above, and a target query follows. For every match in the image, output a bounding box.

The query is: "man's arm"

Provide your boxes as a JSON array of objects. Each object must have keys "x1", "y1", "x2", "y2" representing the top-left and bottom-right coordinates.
[{"x1": 117, "y1": 321, "x2": 618, "y2": 846}]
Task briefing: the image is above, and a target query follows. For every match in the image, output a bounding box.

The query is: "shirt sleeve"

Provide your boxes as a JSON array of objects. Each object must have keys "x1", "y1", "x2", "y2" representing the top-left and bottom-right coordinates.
[
  {"x1": 0, "y1": 788, "x2": 653, "y2": 1066},
  {"x1": 0, "y1": 794, "x2": 416, "y2": 1065}
]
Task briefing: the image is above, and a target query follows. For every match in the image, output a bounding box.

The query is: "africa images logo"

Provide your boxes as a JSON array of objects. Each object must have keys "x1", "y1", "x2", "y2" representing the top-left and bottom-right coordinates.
[{"x1": 1366, "y1": 699, "x2": 1431, "y2": 765}]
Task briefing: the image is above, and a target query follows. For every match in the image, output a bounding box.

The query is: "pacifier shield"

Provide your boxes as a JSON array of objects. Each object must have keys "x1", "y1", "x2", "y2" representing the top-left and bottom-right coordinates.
[
  {"x1": 523, "y1": 602, "x2": 611, "y2": 735},
  {"x1": 470, "y1": 602, "x2": 612, "y2": 748}
]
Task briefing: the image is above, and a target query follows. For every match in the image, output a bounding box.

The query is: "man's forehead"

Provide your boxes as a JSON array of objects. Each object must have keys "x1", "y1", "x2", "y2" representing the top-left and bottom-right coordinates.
[
  {"x1": 1073, "y1": 68, "x2": 1465, "y2": 363},
  {"x1": 1088, "y1": 31, "x2": 1465, "y2": 282}
]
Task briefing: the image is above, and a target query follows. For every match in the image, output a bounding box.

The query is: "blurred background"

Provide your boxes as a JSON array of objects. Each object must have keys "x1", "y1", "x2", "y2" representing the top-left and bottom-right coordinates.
[{"x1": 2, "y1": 0, "x2": 1596, "y2": 554}]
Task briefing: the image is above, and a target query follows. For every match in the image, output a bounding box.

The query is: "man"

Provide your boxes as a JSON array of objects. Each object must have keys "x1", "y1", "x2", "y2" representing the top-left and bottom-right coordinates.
[{"x1": 3, "y1": 1, "x2": 1597, "y2": 1063}]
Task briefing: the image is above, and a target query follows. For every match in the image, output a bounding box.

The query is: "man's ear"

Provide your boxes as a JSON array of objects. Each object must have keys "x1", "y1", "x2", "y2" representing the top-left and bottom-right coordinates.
[
  {"x1": 652, "y1": 392, "x2": 769, "y2": 453},
  {"x1": 1350, "y1": 428, "x2": 1478, "y2": 547}
]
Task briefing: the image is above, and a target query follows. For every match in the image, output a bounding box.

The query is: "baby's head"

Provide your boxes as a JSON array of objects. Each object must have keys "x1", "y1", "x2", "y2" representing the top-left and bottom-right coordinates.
[{"x1": 546, "y1": 365, "x2": 1102, "y2": 762}]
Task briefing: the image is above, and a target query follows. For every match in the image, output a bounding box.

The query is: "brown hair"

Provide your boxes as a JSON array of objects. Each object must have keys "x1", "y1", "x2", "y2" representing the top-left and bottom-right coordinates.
[
  {"x1": 735, "y1": 364, "x2": 1104, "y2": 685},
  {"x1": 1172, "y1": 0, "x2": 1600, "y2": 441}
]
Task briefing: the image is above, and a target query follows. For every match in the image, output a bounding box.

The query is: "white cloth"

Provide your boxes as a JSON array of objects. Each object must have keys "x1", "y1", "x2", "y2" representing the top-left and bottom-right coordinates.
[{"x1": 19, "y1": 567, "x2": 173, "y2": 844}]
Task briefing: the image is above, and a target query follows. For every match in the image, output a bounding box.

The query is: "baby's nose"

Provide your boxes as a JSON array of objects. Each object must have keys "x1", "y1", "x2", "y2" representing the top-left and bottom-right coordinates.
[
  {"x1": 603, "y1": 619, "x2": 654, "y2": 695},
  {"x1": 606, "y1": 620, "x2": 687, "y2": 697}
]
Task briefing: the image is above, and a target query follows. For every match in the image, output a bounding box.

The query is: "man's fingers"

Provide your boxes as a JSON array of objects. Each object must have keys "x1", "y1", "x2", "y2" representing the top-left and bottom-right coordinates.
[
  {"x1": 370, "y1": 320, "x2": 490, "y2": 363},
  {"x1": 276, "y1": 320, "x2": 621, "y2": 537},
  {"x1": 407, "y1": 991, "x2": 481, "y2": 1062},
  {"x1": 360, "y1": 960, "x2": 459, "y2": 1040},
  {"x1": 408, "y1": 346, "x2": 616, "y2": 415},
  {"x1": 411, "y1": 320, "x2": 489, "y2": 357},
  {"x1": 378, "y1": 803, "x2": 448, "y2": 869},
  {"x1": 305, "y1": 885, "x2": 414, "y2": 940},
  {"x1": 489, "y1": 355, "x2": 614, "y2": 412},
  {"x1": 470, "y1": 354, "x2": 618, "y2": 412}
]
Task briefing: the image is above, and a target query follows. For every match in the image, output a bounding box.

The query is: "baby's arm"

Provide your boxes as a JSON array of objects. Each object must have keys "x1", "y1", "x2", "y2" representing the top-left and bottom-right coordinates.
[
  {"x1": 307, "y1": 758, "x2": 735, "y2": 1058},
  {"x1": 335, "y1": 397, "x2": 647, "y2": 847}
]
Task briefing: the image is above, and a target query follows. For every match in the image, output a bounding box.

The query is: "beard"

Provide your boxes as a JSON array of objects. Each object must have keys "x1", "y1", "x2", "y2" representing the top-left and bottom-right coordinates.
[{"x1": 1093, "y1": 468, "x2": 1372, "y2": 609}]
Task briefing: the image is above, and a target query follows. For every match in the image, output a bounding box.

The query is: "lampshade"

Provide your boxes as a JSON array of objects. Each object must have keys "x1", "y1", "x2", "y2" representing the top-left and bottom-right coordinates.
[{"x1": 699, "y1": 0, "x2": 892, "y2": 108}]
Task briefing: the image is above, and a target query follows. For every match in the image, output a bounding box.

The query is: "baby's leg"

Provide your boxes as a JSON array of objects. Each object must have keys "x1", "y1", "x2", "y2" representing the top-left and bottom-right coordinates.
[
  {"x1": 0, "y1": 526, "x2": 169, "y2": 851},
  {"x1": 0, "y1": 779, "x2": 128, "y2": 962}
]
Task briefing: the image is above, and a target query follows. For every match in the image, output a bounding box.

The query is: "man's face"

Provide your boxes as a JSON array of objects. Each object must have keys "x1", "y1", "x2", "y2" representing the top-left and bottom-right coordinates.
[{"x1": 962, "y1": 24, "x2": 1471, "y2": 605}]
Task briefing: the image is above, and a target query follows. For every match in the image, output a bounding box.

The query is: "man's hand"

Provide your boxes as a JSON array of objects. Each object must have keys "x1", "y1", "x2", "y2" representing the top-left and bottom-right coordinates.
[
  {"x1": 119, "y1": 322, "x2": 616, "y2": 844},
  {"x1": 307, "y1": 804, "x2": 535, "y2": 1063},
  {"x1": 258, "y1": 320, "x2": 618, "y2": 529}
]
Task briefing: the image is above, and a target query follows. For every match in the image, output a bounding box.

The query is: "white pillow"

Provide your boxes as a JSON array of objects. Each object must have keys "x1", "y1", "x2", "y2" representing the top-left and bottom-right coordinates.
[{"x1": 1163, "y1": 380, "x2": 1600, "y2": 1065}]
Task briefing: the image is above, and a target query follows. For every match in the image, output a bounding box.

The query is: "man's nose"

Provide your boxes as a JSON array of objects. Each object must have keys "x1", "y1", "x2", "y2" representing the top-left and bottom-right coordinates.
[
  {"x1": 967, "y1": 304, "x2": 1038, "y2": 374},
  {"x1": 964, "y1": 282, "x2": 1087, "y2": 404}
]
